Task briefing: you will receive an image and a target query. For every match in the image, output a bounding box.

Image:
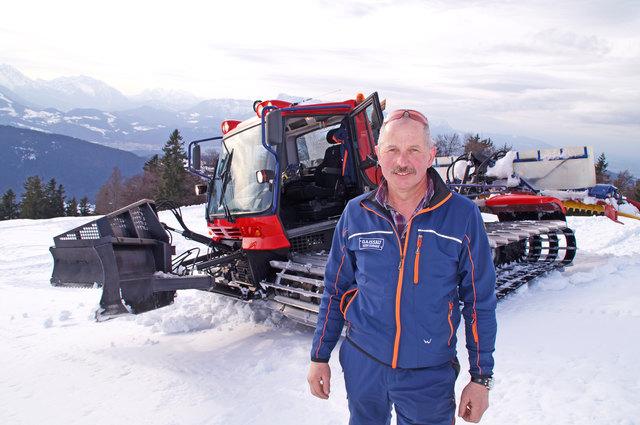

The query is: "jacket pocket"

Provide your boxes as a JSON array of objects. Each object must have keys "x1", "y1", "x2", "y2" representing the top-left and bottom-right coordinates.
[
  {"x1": 413, "y1": 234, "x2": 423, "y2": 284},
  {"x1": 340, "y1": 288, "x2": 358, "y2": 318}
]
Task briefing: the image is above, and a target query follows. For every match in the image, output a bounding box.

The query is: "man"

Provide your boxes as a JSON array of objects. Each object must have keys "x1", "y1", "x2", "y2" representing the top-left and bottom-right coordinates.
[{"x1": 307, "y1": 109, "x2": 497, "y2": 424}]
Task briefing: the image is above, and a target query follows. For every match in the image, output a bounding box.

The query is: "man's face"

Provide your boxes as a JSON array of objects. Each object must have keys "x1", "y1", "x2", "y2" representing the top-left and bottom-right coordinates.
[{"x1": 375, "y1": 119, "x2": 436, "y2": 196}]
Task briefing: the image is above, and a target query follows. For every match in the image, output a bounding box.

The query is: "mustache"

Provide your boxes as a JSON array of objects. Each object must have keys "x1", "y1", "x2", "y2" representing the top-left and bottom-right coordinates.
[{"x1": 391, "y1": 166, "x2": 416, "y2": 174}]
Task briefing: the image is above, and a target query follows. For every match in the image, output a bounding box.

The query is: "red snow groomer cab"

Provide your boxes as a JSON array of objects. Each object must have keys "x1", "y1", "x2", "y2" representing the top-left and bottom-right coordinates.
[{"x1": 50, "y1": 93, "x2": 575, "y2": 325}]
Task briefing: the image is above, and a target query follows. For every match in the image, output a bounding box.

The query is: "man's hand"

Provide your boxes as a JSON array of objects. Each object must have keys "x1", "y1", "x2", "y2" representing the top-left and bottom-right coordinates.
[
  {"x1": 458, "y1": 381, "x2": 489, "y2": 423},
  {"x1": 307, "y1": 361, "x2": 331, "y2": 399}
]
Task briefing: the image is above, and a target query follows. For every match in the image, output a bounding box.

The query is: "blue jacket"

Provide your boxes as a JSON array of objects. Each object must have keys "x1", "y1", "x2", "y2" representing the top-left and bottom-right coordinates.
[{"x1": 311, "y1": 168, "x2": 497, "y2": 375}]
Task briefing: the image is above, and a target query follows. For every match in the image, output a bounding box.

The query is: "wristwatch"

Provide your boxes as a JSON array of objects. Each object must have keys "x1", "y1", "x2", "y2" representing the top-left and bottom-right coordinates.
[{"x1": 470, "y1": 375, "x2": 494, "y2": 390}]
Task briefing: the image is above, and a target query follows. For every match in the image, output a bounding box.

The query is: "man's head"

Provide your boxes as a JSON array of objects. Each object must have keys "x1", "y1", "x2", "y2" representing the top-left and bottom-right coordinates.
[{"x1": 375, "y1": 109, "x2": 437, "y2": 197}]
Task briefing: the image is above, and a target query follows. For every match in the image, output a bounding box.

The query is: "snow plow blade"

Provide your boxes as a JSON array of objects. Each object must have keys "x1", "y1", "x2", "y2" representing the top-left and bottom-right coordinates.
[{"x1": 50, "y1": 199, "x2": 214, "y2": 320}]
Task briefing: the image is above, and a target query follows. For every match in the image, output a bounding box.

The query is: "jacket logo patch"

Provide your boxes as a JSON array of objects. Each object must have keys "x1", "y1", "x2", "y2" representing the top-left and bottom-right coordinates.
[{"x1": 359, "y1": 237, "x2": 384, "y2": 251}]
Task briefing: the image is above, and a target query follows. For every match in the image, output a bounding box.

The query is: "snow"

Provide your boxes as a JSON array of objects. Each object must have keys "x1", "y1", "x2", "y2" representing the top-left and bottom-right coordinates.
[
  {"x1": 453, "y1": 160, "x2": 472, "y2": 180},
  {"x1": 0, "y1": 92, "x2": 19, "y2": 117},
  {"x1": 103, "y1": 112, "x2": 117, "y2": 126},
  {"x1": 12, "y1": 122, "x2": 53, "y2": 133},
  {"x1": 619, "y1": 202, "x2": 640, "y2": 217},
  {"x1": 540, "y1": 190, "x2": 640, "y2": 217},
  {"x1": 1, "y1": 206, "x2": 639, "y2": 425},
  {"x1": 78, "y1": 123, "x2": 107, "y2": 135},
  {"x1": 133, "y1": 125, "x2": 154, "y2": 131},
  {"x1": 486, "y1": 151, "x2": 517, "y2": 179},
  {"x1": 22, "y1": 108, "x2": 62, "y2": 124},
  {"x1": 12, "y1": 146, "x2": 38, "y2": 161}
]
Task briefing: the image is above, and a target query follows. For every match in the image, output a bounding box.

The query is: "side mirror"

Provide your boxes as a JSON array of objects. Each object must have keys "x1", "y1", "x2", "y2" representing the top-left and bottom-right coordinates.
[
  {"x1": 256, "y1": 170, "x2": 276, "y2": 184},
  {"x1": 194, "y1": 184, "x2": 208, "y2": 195},
  {"x1": 192, "y1": 144, "x2": 201, "y2": 170},
  {"x1": 266, "y1": 110, "x2": 283, "y2": 145}
]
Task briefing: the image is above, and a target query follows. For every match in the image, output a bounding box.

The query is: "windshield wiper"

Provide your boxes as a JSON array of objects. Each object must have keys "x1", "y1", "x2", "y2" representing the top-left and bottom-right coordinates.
[{"x1": 218, "y1": 149, "x2": 235, "y2": 223}]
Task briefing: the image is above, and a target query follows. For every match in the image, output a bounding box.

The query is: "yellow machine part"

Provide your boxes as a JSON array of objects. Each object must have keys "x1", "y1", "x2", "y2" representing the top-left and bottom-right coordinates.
[
  {"x1": 619, "y1": 212, "x2": 640, "y2": 220},
  {"x1": 563, "y1": 200, "x2": 640, "y2": 221}
]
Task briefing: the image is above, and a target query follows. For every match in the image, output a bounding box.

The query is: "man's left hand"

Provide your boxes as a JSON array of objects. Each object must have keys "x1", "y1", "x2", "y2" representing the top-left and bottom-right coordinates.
[{"x1": 458, "y1": 381, "x2": 489, "y2": 423}]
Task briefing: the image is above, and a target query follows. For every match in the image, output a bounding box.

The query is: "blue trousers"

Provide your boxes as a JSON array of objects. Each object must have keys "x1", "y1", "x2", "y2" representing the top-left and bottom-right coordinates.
[{"x1": 339, "y1": 339, "x2": 458, "y2": 425}]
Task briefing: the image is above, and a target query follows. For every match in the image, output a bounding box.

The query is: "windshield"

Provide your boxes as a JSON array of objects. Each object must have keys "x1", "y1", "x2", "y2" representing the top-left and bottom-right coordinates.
[{"x1": 208, "y1": 124, "x2": 276, "y2": 217}]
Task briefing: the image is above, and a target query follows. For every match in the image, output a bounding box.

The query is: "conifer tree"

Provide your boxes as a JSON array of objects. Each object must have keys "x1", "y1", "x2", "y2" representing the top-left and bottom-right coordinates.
[
  {"x1": 20, "y1": 175, "x2": 46, "y2": 219},
  {"x1": 44, "y1": 178, "x2": 66, "y2": 218},
  {"x1": 144, "y1": 154, "x2": 162, "y2": 173},
  {"x1": 157, "y1": 129, "x2": 189, "y2": 201},
  {"x1": 595, "y1": 153, "x2": 609, "y2": 183},
  {"x1": 65, "y1": 197, "x2": 79, "y2": 217},
  {"x1": 78, "y1": 196, "x2": 92, "y2": 216},
  {"x1": 1, "y1": 189, "x2": 20, "y2": 220}
]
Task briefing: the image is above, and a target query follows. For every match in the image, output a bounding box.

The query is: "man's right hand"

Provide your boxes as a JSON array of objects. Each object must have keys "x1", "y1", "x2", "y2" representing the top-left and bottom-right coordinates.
[{"x1": 307, "y1": 361, "x2": 331, "y2": 399}]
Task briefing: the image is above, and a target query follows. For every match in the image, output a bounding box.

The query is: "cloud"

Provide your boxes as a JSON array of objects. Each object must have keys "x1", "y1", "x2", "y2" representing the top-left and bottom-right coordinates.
[
  {"x1": 497, "y1": 29, "x2": 611, "y2": 58},
  {"x1": 2, "y1": 0, "x2": 639, "y2": 161}
]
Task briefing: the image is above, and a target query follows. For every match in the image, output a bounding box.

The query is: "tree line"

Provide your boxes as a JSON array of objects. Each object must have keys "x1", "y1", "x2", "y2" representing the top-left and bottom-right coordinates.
[
  {"x1": 1, "y1": 129, "x2": 208, "y2": 220},
  {"x1": 2, "y1": 129, "x2": 638, "y2": 220},
  {"x1": 1, "y1": 177, "x2": 92, "y2": 220}
]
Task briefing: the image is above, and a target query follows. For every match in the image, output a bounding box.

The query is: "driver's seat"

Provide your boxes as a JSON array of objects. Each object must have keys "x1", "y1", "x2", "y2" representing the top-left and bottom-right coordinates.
[{"x1": 282, "y1": 129, "x2": 346, "y2": 219}]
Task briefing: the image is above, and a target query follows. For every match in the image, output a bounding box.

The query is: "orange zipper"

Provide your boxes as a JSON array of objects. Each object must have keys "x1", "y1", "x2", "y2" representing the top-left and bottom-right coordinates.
[
  {"x1": 413, "y1": 234, "x2": 423, "y2": 284},
  {"x1": 447, "y1": 301, "x2": 454, "y2": 346},
  {"x1": 362, "y1": 202, "x2": 405, "y2": 368},
  {"x1": 472, "y1": 313, "x2": 479, "y2": 343}
]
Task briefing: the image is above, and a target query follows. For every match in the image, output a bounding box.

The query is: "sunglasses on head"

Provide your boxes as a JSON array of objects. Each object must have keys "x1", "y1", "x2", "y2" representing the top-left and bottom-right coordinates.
[{"x1": 384, "y1": 109, "x2": 429, "y2": 126}]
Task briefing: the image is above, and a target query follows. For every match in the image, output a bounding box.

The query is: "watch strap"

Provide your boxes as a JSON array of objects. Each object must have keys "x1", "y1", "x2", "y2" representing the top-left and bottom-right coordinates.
[{"x1": 470, "y1": 374, "x2": 493, "y2": 390}]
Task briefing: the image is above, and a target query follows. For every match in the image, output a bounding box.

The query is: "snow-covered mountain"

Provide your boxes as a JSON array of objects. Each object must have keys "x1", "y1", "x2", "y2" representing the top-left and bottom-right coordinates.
[
  {"x1": 1, "y1": 206, "x2": 638, "y2": 424},
  {"x1": 0, "y1": 64, "x2": 33, "y2": 88},
  {"x1": 0, "y1": 84, "x2": 255, "y2": 156},
  {"x1": 130, "y1": 88, "x2": 205, "y2": 111},
  {"x1": 0, "y1": 65, "x2": 258, "y2": 155},
  {"x1": 1, "y1": 64, "x2": 560, "y2": 157},
  {"x1": 0, "y1": 64, "x2": 130, "y2": 111}
]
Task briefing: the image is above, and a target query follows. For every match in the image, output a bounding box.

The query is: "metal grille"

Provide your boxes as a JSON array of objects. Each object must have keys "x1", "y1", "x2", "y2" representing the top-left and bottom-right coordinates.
[
  {"x1": 290, "y1": 232, "x2": 326, "y2": 253},
  {"x1": 210, "y1": 227, "x2": 242, "y2": 239},
  {"x1": 109, "y1": 216, "x2": 128, "y2": 236},
  {"x1": 58, "y1": 222, "x2": 101, "y2": 241},
  {"x1": 131, "y1": 208, "x2": 150, "y2": 232}
]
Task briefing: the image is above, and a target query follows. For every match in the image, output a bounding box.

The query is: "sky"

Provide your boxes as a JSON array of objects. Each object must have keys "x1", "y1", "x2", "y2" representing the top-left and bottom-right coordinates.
[{"x1": 2, "y1": 0, "x2": 639, "y2": 169}]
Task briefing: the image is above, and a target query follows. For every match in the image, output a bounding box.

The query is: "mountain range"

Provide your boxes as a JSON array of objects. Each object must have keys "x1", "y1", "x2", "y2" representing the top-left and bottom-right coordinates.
[
  {"x1": 0, "y1": 64, "x2": 565, "y2": 202},
  {"x1": 0, "y1": 64, "x2": 257, "y2": 156},
  {"x1": 0, "y1": 64, "x2": 556, "y2": 156}
]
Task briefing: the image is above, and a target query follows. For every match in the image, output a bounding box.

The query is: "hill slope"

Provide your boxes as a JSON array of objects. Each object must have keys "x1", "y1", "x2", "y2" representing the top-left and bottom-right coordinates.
[{"x1": 0, "y1": 125, "x2": 146, "y2": 200}]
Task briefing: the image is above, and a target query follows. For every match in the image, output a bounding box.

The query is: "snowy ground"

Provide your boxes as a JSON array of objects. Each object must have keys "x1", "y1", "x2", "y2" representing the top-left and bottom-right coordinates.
[{"x1": 1, "y1": 205, "x2": 639, "y2": 425}]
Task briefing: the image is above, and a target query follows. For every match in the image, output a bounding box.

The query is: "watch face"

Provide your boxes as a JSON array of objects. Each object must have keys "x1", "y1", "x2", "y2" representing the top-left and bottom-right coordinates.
[{"x1": 485, "y1": 377, "x2": 494, "y2": 390}]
